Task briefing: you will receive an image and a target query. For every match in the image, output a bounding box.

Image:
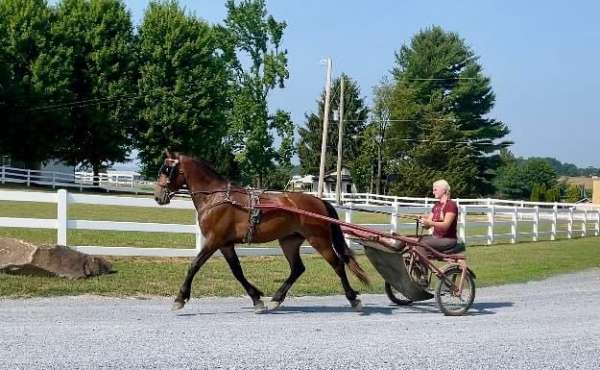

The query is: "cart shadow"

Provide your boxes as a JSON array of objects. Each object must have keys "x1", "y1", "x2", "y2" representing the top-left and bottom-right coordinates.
[{"x1": 379, "y1": 300, "x2": 513, "y2": 316}]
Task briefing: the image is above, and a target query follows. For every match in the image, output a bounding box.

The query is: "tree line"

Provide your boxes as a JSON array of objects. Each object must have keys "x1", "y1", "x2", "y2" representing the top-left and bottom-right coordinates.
[
  {"x1": 1, "y1": 1, "x2": 592, "y2": 200},
  {"x1": 0, "y1": 0, "x2": 292, "y2": 187}
]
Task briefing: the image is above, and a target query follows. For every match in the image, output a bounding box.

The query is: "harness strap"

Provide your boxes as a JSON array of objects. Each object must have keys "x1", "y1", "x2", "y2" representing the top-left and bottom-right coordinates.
[{"x1": 243, "y1": 189, "x2": 263, "y2": 243}]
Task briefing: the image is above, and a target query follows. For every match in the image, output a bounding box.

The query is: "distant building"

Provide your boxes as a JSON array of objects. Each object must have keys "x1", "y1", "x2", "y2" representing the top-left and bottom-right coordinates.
[{"x1": 289, "y1": 167, "x2": 357, "y2": 193}]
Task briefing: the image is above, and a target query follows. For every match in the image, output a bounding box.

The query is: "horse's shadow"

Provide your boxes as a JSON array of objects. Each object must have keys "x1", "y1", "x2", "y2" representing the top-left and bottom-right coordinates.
[{"x1": 175, "y1": 300, "x2": 513, "y2": 317}]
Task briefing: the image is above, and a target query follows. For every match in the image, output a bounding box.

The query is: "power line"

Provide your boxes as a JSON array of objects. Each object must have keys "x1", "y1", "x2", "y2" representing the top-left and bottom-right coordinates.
[
  {"x1": 404, "y1": 77, "x2": 478, "y2": 81},
  {"x1": 15, "y1": 93, "x2": 141, "y2": 113}
]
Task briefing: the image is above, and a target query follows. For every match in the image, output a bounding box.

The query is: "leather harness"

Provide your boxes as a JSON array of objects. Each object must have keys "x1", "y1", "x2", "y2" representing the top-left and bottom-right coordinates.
[{"x1": 170, "y1": 184, "x2": 266, "y2": 244}]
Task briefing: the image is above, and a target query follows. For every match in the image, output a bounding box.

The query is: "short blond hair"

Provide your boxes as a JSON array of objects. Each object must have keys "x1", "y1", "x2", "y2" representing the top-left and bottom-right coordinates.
[{"x1": 433, "y1": 179, "x2": 451, "y2": 195}]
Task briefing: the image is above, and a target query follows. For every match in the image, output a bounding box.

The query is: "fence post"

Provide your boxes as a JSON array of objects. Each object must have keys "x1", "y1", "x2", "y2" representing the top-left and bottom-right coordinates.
[
  {"x1": 487, "y1": 204, "x2": 495, "y2": 245},
  {"x1": 27, "y1": 169, "x2": 31, "y2": 187},
  {"x1": 511, "y1": 206, "x2": 518, "y2": 244},
  {"x1": 194, "y1": 209, "x2": 204, "y2": 251},
  {"x1": 390, "y1": 201, "x2": 399, "y2": 233},
  {"x1": 582, "y1": 209, "x2": 587, "y2": 237},
  {"x1": 52, "y1": 172, "x2": 56, "y2": 189},
  {"x1": 459, "y1": 205, "x2": 466, "y2": 244},
  {"x1": 567, "y1": 208, "x2": 573, "y2": 239},
  {"x1": 345, "y1": 203, "x2": 353, "y2": 247},
  {"x1": 533, "y1": 205, "x2": 539, "y2": 242},
  {"x1": 1, "y1": 166, "x2": 4, "y2": 184},
  {"x1": 57, "y1": 189, "x2": 68, "y2": 245},
  {"x1": 595, "y1": 210, "x2": 600, "y2": 236},
  {"x1": 551, "y1": 203, "x2": 557, "y2": 241}
]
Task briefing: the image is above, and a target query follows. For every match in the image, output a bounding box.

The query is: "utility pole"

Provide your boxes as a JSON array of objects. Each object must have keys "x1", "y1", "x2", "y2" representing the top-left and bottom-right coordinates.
[
  {"x1": 335, "y1": 76, "x2": 345, "y2": 204},
  {"x1": 317, "y1": 57, "x2": 332, "y2": 198}
]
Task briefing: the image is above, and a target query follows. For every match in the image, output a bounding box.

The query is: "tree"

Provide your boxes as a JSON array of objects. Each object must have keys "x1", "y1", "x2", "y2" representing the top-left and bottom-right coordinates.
[
  {"x1": 134, "y1": 0, "x2": 232, "y2": 178},
  {"x1": 52, "y1": 0, "x2": 137, "y2": 183},
  {"x1": 353, "y1": 124, "x2": 379, "y2": 192},
  {"x1": 0, "y1": 0, "x2": 71, "y2": 166},
  {"x1": 387, "y1": 26, "x2": 511, "y2": 197},
  {"x1": 370, "y1": 76, "x2": 394, "y2": 194},
  {"x1": 221, "y1": 0, "x2": 293, "y2": 187},
  {"x1": 495, "y1": 158, "x2": 558, "y2": 200},
  {"x1": 298, "y1": 74, "x2": 369, "y2": 177},
  {"x1": 565, "y1": 184, "x2": 581, "y2": 203}
]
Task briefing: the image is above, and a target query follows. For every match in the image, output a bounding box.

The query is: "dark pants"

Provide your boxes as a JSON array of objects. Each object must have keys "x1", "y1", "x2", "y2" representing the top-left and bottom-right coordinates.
[{"x1": 419, "y1": 235, "x2": 457, "y2": 252}]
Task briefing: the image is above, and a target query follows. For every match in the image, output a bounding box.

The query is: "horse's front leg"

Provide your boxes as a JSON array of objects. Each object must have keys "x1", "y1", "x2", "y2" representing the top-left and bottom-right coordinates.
[
  {"x1": 220, "y1": 245, "x2": 266, "y2": 313},
  {"x1": 172, "y1": 245, "x2": 217, "y2": 311}
]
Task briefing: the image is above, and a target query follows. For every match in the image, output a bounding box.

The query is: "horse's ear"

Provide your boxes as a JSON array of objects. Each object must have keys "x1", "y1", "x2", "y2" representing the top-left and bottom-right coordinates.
[{"x1": 164, "y1": 149, "x2": 176, "y2": 159}]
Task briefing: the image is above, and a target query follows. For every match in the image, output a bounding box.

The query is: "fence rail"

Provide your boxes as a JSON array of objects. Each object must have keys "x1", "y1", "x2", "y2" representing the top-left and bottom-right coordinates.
[
  {"x1": 0, "y1": 189, "x2": 599, "y2": 257},
  {"x1": 0, "y1": 165, "x2": 152, "y2": 193}
]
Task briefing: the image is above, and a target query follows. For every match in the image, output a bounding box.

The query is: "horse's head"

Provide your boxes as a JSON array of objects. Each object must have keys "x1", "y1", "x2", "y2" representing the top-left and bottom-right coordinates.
[{"x1": 154, "y1": 151, "x2": 186, "y2": 205}]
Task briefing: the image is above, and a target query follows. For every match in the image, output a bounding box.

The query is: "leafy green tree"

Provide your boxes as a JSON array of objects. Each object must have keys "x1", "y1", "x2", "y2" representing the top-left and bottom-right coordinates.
[
  {"x1": 522, "y1": 159, "x2": 557, "y2": 190},
  {"x1": 370, "y1": 76, "x2": 394, "y2": 194},
  {"x1": 134, "y1": 0, "x2": 232, "y2": 178},
  {"x1": 495, "y1": 158, "x2": 557, "y2": 200},
  {"x1": 544, "y1": 186, "x2": 560, "y2": 202},
  {"x1": 297, "y1": 74, "x2": 369, "y2": 177},
  {"x1": 221, "y1": 0, "x2": 292, "y2": 187},
  {"x1": 0, "y1": 0, "x2": 71, "y2": 166},
  {"x1": 52, "y1": 0, "x2": 137, "y2": 182},
  {"x1": 387, "y1": 26, "x2": 511, "y2": 197},
  {"x1": 262, "y1": 109, "x2": 295, "y2": 189},
  {"x1": 565, "y1": 184, "x2": 581, "y2": 203},
  {"x1": 353, "y1": 124, "x2": 379, "y2": 192},
  {"x1": 530, "y1": 183, "x2": 541, "y2": 202}
]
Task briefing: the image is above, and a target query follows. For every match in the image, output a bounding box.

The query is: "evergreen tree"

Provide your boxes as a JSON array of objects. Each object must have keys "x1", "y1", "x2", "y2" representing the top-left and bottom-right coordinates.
[
  {"x1": 297, "y1": 74, "x2": 368, "y2": 176},
  {"x1": 387, "y1": 26, "x2": 511, "y2": 197},
  {"x1": 135, "y1": 0, "x2": 232, "y2": 178}
]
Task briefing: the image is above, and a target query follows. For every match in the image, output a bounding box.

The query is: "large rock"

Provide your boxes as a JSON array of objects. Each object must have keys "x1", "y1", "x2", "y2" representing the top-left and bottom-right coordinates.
[{"x1": 0, "y1": 238, "x2": 114, "y2": 278}]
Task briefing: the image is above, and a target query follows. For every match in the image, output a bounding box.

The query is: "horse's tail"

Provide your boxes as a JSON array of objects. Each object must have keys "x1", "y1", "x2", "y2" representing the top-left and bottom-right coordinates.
[{"x1": 322, "y1": 200, "x2": 370, "y2": 286}]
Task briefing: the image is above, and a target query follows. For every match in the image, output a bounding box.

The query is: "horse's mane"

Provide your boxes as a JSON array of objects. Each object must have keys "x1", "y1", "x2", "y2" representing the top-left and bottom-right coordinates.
[{"x1": 182, "y1": 155, "x2": 227, "y2": 182}]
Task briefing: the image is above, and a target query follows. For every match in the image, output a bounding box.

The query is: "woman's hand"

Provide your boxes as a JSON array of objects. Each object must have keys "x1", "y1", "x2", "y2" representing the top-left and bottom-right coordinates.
[{"x1": 419, "y1": 216, "x2": 432, "y2": 228}]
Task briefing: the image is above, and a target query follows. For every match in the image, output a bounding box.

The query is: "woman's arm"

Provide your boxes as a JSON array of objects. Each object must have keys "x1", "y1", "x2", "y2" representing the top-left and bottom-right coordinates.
[{"x1": 421, "y1": 212, "x2": 456, "y2": 232}]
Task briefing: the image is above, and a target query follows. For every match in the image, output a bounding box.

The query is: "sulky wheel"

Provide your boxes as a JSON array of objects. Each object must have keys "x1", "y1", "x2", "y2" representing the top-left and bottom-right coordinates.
[
  {"x1": 384, "y1": 282, "x2": 413, "y2": 306},
  {"x1": 435, "y1": 266, "x2": 475, "y2": 316}
]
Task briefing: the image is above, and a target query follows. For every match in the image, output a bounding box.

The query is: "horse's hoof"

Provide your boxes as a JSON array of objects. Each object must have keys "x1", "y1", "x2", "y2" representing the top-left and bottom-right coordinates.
[
  {"x1": 254, "y1": 300, "x2": 267, "y2": 314},
  {"x1": 268, "y1": 301, "x2": 281, "y2": 311},
  {"x1": 351, "y1": 299, "x2": 363, "y2": 312},
  {"x1": 171, "y1": 301, "x2": 185, "y2": 311}
]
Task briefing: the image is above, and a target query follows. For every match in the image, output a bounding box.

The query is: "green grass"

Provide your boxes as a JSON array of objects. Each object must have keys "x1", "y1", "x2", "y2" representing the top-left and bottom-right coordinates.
[{"x1": 1, "y1": 237, "x2": 599, "y2": 298}]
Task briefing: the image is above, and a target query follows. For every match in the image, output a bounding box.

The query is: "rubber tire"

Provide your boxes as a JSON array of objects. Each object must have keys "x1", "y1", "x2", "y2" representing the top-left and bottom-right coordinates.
[
  {"x1": 435, "y1": 266, "x2": 475, "y2": 316},
  {"x1": 384, "y1": 282, "x2": 413, "y2": 306}
]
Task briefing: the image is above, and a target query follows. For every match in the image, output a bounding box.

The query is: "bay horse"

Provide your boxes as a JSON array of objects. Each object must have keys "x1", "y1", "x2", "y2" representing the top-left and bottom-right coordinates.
[{"x1": 154, "y1": 151, "x2": 369, "y2": 313}]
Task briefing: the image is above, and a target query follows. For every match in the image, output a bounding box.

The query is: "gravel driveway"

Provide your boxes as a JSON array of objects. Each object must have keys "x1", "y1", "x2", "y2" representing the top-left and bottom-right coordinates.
[{"x1": 1, "y1": 269, "x2": 599, "y2": 370}]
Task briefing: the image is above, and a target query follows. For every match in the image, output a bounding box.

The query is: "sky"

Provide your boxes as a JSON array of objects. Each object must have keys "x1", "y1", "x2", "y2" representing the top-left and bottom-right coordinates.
[{"x1": 112, "y1": 0, "x2": 600, "y2": 170}]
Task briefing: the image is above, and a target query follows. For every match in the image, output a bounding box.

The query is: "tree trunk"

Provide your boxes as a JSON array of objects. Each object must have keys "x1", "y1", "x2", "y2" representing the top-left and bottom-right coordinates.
[
  {"x1": 369, "y1": 165, "x2": 374, "y2": 194},
  {"x1": 93, "y1": 163, "x2": 100, "y2": 188},
  {"x1": 376, "y1": 145, "x2": 382, "y2": 195}
]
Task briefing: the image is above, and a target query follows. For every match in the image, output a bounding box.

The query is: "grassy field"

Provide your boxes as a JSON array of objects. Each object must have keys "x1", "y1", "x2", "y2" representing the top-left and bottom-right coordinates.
[
  {"x1": 2, "y1": 193, "x2": 599, "y2": 299},
  {"x1": 1, "y1": 237, "x2": 599, "y2": 298}
]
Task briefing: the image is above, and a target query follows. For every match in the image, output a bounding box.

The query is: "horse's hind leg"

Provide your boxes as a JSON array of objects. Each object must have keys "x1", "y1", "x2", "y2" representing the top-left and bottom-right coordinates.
[
  {"x1": 307, "y1": 235, "x2": 362, "y2": 311},
  {"x1": 173, "y1": 246, "x2": 217, "y2": 311},
  {"x1": 270, "y1": 234, "x2": 306, "y2": 310},
  {"x1": 220, "y1": 245, "x2": 266, "y2": 313}
]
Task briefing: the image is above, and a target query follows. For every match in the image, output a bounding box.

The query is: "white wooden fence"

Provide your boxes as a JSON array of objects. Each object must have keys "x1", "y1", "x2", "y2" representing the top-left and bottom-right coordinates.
[
  {"x1": 0, "y1": 166, "x2": 152, "y2": 192},
  {"x1": 0, "y1": 189, "x2": 599, "y2": 257}
]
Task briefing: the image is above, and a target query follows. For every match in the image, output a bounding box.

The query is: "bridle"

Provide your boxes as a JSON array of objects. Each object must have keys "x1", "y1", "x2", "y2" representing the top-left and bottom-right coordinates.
[{"x1": 158, "y1": 159, "x2": 181, "y2": 186}]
